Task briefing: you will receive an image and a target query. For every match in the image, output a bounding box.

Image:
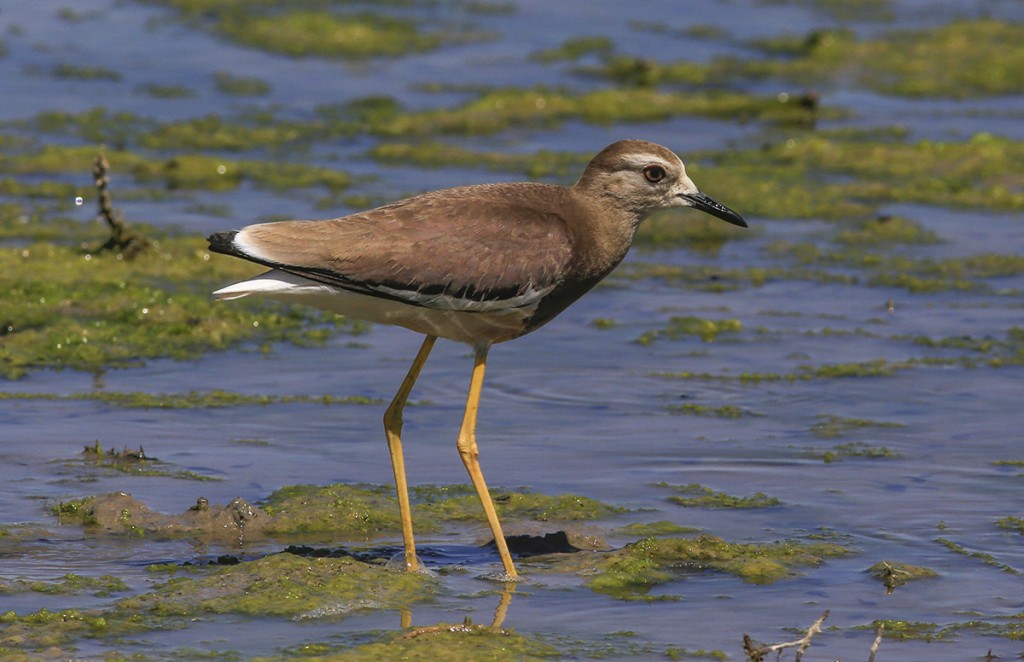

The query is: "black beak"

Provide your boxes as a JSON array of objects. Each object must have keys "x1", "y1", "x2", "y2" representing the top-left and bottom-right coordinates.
[{"x1": 680, "y1": 191, "x2": 748, "y2": 228}]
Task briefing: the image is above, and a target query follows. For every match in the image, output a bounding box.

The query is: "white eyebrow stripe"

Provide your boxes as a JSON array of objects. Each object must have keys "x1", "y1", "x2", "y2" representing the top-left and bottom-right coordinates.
[{"x1": 623, "y1": 153, "x2": 681, "y2": 173}]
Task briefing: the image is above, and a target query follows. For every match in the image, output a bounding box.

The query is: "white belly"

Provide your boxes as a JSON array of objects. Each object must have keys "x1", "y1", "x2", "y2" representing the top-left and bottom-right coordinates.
[{"x1": 213, "y1": 270, "x2": 534, "y2": 345}]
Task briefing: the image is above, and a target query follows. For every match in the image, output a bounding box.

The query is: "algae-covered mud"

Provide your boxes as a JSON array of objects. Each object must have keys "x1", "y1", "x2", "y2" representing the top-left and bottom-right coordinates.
[{"x1": 3, "y1": 0, "x2": 1024, "y2": 659}]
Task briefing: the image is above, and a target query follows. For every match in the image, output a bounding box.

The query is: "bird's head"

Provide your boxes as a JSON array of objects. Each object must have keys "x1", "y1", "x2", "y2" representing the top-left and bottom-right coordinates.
[{"x1": 577, "y1": 139, "x2": 747, "y2": 228}]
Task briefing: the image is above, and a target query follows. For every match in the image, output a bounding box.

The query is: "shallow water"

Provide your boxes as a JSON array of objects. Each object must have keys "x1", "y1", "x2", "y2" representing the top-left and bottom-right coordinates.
[{"x1": 2, "y1": 1, "x2": 1024, "y2": 659}]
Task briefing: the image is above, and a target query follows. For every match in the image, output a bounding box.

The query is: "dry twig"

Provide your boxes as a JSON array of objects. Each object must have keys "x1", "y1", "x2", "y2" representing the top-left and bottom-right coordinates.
[
  {"x1": 743, "y1": 610, "x2": 829, "y2": 662},
  {"x1": 93, "y1": 152, "x2": 148, "y2": 258},
  {"x1": 743, "y1": 611, "x2": 885, "y2": 661},
  {"x1": 867, "y1": 621, "x2": 884, "y2": 662}
]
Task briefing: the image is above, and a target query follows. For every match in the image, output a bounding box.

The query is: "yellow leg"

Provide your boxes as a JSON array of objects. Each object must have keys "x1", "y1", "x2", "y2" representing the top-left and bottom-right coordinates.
[
  {"x1": 383, "y1": 335, "x2": 437, "y2": 572},
  {"x1": 456, "y1": 345, "x2": 518, "y2": 578}
]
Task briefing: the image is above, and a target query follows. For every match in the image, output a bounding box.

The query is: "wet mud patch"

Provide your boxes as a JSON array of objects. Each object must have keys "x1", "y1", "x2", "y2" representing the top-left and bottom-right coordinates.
[{"x1": 53, "y1": 492, "x2": 269, "y2": 543}]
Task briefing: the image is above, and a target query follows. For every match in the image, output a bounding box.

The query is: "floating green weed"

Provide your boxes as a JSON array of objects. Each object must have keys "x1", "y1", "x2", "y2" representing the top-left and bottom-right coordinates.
[
  {"x1": 867, "y1": 561, "x2": 938, "y2": 594},
  {"x1": 667, "y1": 403, "x2": 746, "y2": 418},
  {"x1": 834, "y1": 215, "x2": 941, "y2": 246},
  {"x1": 532, "y1": 36, "x2": 614, "y2": 63},
  {"x1": 51, "y1": 63, "x2": 121, "y2": 82},
  {"x1": 0, "y1": 142, "x2": 352, "y2": 191},
  {"x1": 421, "y1": 488, "x2": 626, "y2": 523},
  {"x1": 636, "y1": 316, "x2": 741, "y2": 345},
  {"x1": 936, "y1": 538, "x2": 1021, "y2": 575},
  {"x1": 0, "y1": 607, "x2": 149, "y2": 650},
  {"x1": 6, "y1": 107, "x2": 149, "y2": 149},
  {"x1": 811, "y1": 442, "x2": 901, "y2": 463},
  {"x1": 368, "y1": 141, "x2": 587, "y2": 179},
  {"x1": 118, "y1": 552, "x2": 437, "y2": 617},
  {"x1": 812, "y1": 415, "x2": 905, "y2": 438},
  {"x1": 142, "y1": 1, "x2": 450, "y2": 59},
  {"x1": 869, "y1": 619, "x2": 954, "y2": 641},
  {"x1": 262, "y1": 483, "x2": 407, "y2": 539},
  {"x1": 764, "y1": 0, "x2": 894, "y2": 21},
  {"x1": 587, "y1": 535, "x2": 849, "y2": 599},
  {"x1": 805, "y1": 360, "x2": 899, "y2": 378},
  {"x1": 656, "y1": 359, "x2": 908, "y2": 385},
  {"x1": 611, "y1": 19, "x2": 1024, "y2": 98},
  {"x1": 772, "y1": 240, "x2": 1024, "y2": 293},
  {"x1": 261, "y1": 483, "x2": 624, "y2": 540},
  {"x1": 657, "y1": 483, "x2": 781, "y2": 509},
  {"x1": 57, "y1": 7, "x2": 101, "y2": 22},
  {"x1": 52, "y1": 497, "x2": 99, "y2": 527},
  {"x1": 0, "y1": 390, "x2": 379, "y2": 409},
  {"x1": 71, "y1": 440, "x2": 220, "y2": 481},
  {"x1": 617, "y1": 262, "x2": 856, "y2": 291},
  {"x1": 717, "y1": 131, "x2": 1024, "y2": 215},
  {"x1": 369, "y1": 87, "x2": 824, "y2": 136},
  {"x1": 0, "y1": 220, "x2": 365, "y2": 378},
  {"x1": 285, "y1": 620, "x2": 560, "y2": 660},
  {"x1": 233, "y1": 13, "x2": 443, "y2": 59},
  {"x1": 996, "y1": 516, "x2": 1024, "y2": 534},
  {"x1": 136, "y1": 83, "x2": 195, "y2": 99},
  {"x1": 213, "y1": 71, "x2": 271, "y2": 96},
  {"x1": 587, "y1": 55, "x2": 718, "y2": 88},
  {"x1": 0, "y1": 573, "x2": 129, "y2": 597},
  {"x1": 845, "y1": 19, "x2": 1024, "y2": 98},
  {"x1": 634, "y1": 210, "x2": 747, "y2": 251},
  {"x1": 0, "y1": 203, "x2": 98, "y2": 241},
  {"x1": 17, "y1": 109, "x2": 1021, "y2": 224},
  {"x1": 323, "y1": 86, "x2": 819, "y2": 140},
  {"x1": 138, "y1": 116, "x2": 309, "y2": 153}
]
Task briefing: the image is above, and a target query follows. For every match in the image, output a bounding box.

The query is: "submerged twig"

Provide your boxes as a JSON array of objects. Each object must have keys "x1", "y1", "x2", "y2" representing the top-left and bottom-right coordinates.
[
  {"x1": 875, "y1": 560, "x2": 911, "y2": 594},
  {"x1": 93, "y1": 152, "x2": 148, "y2": 258},
  {"x1": 743, "y1": 610, "x2": 829, "y2": 662},
  {"x1": 867, "y1": 622, "x2": 884, "y2": 662}
]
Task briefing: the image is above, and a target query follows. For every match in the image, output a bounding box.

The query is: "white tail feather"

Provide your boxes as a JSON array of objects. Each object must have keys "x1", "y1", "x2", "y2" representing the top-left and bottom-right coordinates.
[{"x1": 212, "y1": 270, "x2": 328, "y2": 300}]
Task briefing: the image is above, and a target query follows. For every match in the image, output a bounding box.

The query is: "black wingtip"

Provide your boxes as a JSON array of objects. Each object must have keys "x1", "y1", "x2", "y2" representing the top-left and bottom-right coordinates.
[{"x1": 207, "y1": 230, "x2": 240, "y2": 256}]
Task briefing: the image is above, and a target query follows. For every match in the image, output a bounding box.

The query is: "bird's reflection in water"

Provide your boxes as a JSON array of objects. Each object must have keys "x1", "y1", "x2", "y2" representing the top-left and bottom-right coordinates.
[{"x1": 398, "y1": 582, "x2": 517, "y2": 631}]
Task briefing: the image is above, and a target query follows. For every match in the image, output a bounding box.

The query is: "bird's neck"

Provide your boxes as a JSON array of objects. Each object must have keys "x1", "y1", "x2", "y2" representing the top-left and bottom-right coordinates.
[{"x1": 568, "y1": 194, "x2": 641, "y2": 281}]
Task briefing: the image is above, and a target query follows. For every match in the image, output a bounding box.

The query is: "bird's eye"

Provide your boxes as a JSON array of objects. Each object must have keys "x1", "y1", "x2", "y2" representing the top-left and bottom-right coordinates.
[{"x1": 643, "y1": 164, "x2": 667, "y2": 184}]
